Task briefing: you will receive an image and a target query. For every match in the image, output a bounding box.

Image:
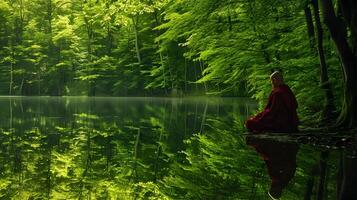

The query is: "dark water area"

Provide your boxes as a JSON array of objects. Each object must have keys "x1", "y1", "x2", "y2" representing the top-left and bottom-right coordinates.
[{"x1": 0, "y1": 97, "x2": 355, "y2": 199}]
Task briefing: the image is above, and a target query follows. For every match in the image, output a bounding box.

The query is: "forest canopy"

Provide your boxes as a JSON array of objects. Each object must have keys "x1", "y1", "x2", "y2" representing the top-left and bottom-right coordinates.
[{"x1": 1, "y1": 0, "x2": 357, "y2": 127}]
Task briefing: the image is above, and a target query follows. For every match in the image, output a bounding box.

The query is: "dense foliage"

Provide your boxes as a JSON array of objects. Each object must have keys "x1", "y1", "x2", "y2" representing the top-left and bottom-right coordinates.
[
  {"x1": 0, "y1": 0, "x2": 345, "y2": 113},
  {"x1": 1, "y1": 1, "x2": 357, "y2": 198}
]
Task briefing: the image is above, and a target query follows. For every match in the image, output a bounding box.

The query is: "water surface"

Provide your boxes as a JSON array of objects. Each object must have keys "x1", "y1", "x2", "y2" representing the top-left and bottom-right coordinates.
[{"x1": 0, "y1": 97, "x2": 351, "y2": 199}]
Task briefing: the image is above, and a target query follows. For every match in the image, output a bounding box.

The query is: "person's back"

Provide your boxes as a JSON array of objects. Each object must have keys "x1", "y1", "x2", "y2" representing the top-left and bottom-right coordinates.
[
  {"x1": 246, "y1": 71, "x2": 299, "y2": 133},
  {"x1": 264, "y1": 84, "x2": 298, "y2": 132}
]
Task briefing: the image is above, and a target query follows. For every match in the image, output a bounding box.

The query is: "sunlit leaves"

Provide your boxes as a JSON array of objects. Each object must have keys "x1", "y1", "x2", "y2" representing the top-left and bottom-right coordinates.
[{"x1": 53, "y1": 15, "x2": 80, "y2": 46}]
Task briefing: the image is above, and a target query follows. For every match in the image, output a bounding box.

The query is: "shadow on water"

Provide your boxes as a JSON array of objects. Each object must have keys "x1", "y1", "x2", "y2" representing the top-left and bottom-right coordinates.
[{"x1": 0, "y1": 97, "x2": 356, "y2": 199}]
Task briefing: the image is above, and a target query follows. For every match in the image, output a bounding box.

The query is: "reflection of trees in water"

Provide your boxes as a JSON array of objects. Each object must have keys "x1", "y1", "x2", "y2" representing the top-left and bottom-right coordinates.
[
  {"x1": 1, "y1": 97, "x2": 353, "y2": 199},
  {"x1": 336, "y1": 151, "x2": 357, "y2": 200},
  {"x1": 0, "y1": 98, "x2": 245, "y2": 198}
]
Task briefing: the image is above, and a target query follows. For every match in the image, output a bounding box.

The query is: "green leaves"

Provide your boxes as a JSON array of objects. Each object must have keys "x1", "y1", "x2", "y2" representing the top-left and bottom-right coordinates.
[
  {"x1": 0, "y1": 0, "x2": 345, "y2": 128},
  {"x1": 53, "y1": 16, "x2": 79, "y2": 46}
]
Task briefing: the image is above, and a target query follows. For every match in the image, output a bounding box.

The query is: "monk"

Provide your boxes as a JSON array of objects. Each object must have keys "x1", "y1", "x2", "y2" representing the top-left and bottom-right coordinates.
[{"x1": 246, "y1": 71, "x2": 299, "y2": 133}]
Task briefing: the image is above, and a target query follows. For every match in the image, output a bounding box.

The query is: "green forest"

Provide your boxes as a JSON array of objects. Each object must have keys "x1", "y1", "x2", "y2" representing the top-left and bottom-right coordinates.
[
  {"x1": 1, "y1": 0, "x2": 357, "y2": 127},
  {"x1": 1, "y1": 1, "x2": 357, "y2": 199}
]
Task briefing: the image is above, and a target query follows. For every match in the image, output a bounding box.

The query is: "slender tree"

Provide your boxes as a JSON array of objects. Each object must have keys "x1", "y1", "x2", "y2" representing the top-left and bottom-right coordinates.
[{"x1": 309, "y1": 0, "x2": 336, "y2": 123}]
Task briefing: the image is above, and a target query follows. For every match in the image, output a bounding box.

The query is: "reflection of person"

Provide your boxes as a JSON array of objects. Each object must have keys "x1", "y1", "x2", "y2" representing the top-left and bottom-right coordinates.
[
  {"x1": 246, "y1": 71, "x2": 299, "y2": 133},
  {"x1": 246, "y1": 136, "x2": 299, "y2": 199}
]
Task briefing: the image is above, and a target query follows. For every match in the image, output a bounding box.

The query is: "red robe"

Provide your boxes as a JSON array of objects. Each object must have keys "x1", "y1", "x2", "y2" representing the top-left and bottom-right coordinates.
[{"x1": 246, "y1": 84, "x2": 299, "y2": 133}]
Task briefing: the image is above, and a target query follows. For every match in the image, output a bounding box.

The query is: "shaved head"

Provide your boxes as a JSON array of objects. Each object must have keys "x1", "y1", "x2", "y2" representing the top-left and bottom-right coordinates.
[{"x1": 270, "y1": 71, "x2": 284, "y2": 88}]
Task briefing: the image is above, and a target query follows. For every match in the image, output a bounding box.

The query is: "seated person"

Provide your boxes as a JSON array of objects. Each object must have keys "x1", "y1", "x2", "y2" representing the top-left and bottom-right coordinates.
[{"x1": 246, "y1": 71, "x2": 299, "y2": 133}]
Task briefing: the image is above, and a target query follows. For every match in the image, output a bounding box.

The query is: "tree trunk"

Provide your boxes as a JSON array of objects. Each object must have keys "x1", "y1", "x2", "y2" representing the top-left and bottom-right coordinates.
[
  {"x1": 337, "y1": 152, "x2": 343, "y2": 198},
  {"x1": 153, "y1": 10, "x2": 167, "y2": 94},
  {"x1": 304, "y1": 4, "x2": 316, "y2": 50},
  {"x1": 19, "y1": 76, "x2": 25, "y2": 95},
  {"x1": 38, "y1": 70, "x2": 41, "y2": 95},
  {"x1": 184, "y1": 58, "x2": 188, "y2": 94},
  {"x1": 133, "y1": 128, "x2": 140, "y2": 181},
  {"x1": 9, "y1": 47, "x2": 13, "y2": 95},
  {"x1": 320, "y1": 0, "x2": 357, "y2": 128},
  {"x1": 317, "y1": 151, "x2": 328, "y2": 200},
  {"x1": 199, "y1": 101, "x2": 208, "y2": 134},
  {"x1": 132, "y1": 16, "x2": 142, "y2": 64},
  {"x1": 338, "y1": 152, "x2": 357, "y2": 199},
  {"x1": 304, "y1": 175, "x2": 314, "y2": 200},
  {"x1": 312, "y1": 0, "x2": 336, "y2": 123},
  {"x1": 83, "y1": 9, "x2": 94, "y2": 96},
  {"x1": 199, "y1": 61, "x2": 208, "y2": 93}
]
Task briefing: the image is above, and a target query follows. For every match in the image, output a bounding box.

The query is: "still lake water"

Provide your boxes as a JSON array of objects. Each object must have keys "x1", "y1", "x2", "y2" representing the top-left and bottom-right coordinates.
[{"x1": 0, "y1": 97, "x2": 352, "y2": 199}]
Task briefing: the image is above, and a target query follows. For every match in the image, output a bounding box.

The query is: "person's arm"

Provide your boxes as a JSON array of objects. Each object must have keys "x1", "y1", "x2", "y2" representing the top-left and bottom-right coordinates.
[
  {"x1": 259, "y1": 92, "x2": 285, "y2": 121},
  {"x1": 250, "y1": 92, "x2": 274, "y2": 120},
  {"x1": 251, "y1": 111, "x2": 264, "y2": 120}
]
